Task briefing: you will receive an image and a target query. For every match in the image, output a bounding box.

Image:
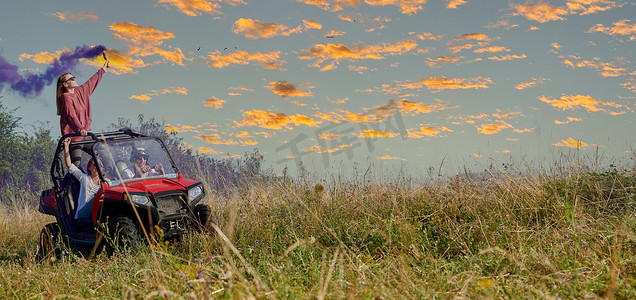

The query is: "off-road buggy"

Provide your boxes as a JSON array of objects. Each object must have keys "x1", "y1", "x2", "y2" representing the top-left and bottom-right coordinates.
[{"x1": 37, "y1": 129, "x2": 211, "y2": 259}]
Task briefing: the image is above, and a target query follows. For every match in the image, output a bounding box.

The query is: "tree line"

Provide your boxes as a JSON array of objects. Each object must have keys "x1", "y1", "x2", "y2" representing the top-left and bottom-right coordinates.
[{"x1": 0, "y1": 103, "x2": 264, "y2": 200}]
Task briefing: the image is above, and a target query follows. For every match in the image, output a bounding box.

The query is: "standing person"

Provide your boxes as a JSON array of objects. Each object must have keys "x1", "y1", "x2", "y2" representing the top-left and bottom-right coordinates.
[
  {"x1": 56, "y1": 59, "x2": 109, "y2": 166},
  {"x1": 62, "y1": 137, "x2": 100, "y2": 222}
]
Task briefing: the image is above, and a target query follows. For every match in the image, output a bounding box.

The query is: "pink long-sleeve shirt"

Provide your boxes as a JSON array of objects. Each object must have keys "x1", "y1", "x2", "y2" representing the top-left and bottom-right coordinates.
[{"x1": 59, "y1": 68, "x2": 105, "y2": 141}]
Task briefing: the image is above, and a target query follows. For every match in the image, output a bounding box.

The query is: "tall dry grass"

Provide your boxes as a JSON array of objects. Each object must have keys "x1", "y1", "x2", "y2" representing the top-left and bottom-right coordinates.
[{"x1": 0, "y1": 160, "x2": 634, "y2": 298}]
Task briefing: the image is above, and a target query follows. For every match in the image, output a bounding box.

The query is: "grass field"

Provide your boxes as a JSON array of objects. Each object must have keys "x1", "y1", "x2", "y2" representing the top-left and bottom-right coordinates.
[{"x1": 0, "y1": 161, "x2": 634, "y2": 299}]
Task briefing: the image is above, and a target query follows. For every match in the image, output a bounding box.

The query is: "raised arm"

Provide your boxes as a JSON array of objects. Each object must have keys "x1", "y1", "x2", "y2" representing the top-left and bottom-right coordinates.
[{"x1": 63, "y1": 138, "x2": 72, "y2": 168}]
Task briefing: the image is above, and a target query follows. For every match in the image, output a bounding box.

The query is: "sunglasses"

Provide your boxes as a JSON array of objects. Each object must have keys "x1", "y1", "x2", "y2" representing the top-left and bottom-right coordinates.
[{"x1": 65, "y1": 76, "x2": 76, "y2": 83}]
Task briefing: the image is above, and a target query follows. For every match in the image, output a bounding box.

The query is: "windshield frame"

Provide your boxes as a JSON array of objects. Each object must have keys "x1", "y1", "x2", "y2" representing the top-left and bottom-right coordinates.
[{"x1": 92, "y1": 136, "x2": 180, "y2": 186}]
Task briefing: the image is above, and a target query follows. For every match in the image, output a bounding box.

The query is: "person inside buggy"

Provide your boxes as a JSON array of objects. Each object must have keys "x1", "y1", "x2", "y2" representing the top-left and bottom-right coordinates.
[{"x1": 57, "y1": 133, "x2": 179, "y2": 225}]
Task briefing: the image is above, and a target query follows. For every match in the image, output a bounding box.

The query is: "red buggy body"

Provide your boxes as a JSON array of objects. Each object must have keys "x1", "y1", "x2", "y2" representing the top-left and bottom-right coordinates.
[{"x1": 37, "y1": 129, "x2": 210, "y2": 257}]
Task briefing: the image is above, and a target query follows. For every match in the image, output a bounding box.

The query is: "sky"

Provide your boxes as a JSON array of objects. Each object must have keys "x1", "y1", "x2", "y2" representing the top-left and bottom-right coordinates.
[{"x1": 0, "y1": 0, "x2": 635, "y2": 176}]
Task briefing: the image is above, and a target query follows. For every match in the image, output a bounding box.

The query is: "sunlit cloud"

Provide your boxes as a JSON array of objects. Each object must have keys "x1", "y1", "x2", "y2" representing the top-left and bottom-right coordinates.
[
  {"x1": 450, "y1": 32, "x2": 494, "y2": 43},
  {"x1": 406, "y1": 125, "x2": 452, "y2": 138},
  {"x1": 203, "y1": 96, "x2": 226, "y2": 108},
  {"x1": 206, "y1": 50, "x2": 285, "y2": 70},
  {"x1": 587, "y1": 19, "x2": 636, "y2": 39},
  {"x1": 511, "y1": 1, "x2": 568, "y2": 23},
  {"x1": 165, "y1": 123, "x2": 216, "y2": 134},
  {"x1": 511, "y1": 0, "x2": 621, "y2": 23},
  {"x1": 385, "y1": 76, "x2": 493, "y2": 93},
  {"x1": 415, "y1": 32, "x2": 443, "y2": 41},
  {"x1": 554, "y1": 116, "x2": 582, "y2": 124},
  {"x1": 196, "y1": 134, "x2": 238, "y2": 145},
  {"x1": 298, "y1": 0, "x2": 426, "y2": 15},
  {"x1": 539, "y1": 94, "x2": 627, "y2": 113},
  {"x1": 326, "y1": 96, "x2": 349, "y2": 104},
  {"x1": 621, "y1": 78, "x2": 636, "y2": 93},
  {"x1": 488, "y1": 54, "x2": 527, "y2": 61},
  {"x1": 397, "y1": 99, "x2": 457, "y2": 115},
  {"x1": 446, "y1": 0, "x2": 467, "y2": 9},
  {"x1": 513, "y1": 128, "x2": 534, "y2": 133},
  {"x1": 298, "y1": 0, "x2": 361, "y2": 12},
  {"x1": 110, "y1": 22, "x2": 187, "y2": 66},
  {"x1": 19, "y1": 50, "x2": 70, "y2": 64},
  {"x1": 561, "y1": 55, "x2": 627, "y2": 77},
  {"x1": 304, "y1": 143, "x2": 352, "y2": 154},
  {"x1": 377, "y1": 155, "x2": 406, "y2": 161},
  {"x1": 267, "y1": 81, "x2": 314, "y2": 99},
  {"x1": 129, "y1": 87, "x2": 187, "y2": 101},
  {"x1": 298, "y1": 39, "x2": 417, "y2": 71},
  {"x1": 515, "y1": 78, "x2": 547, "y2": 90},
  {"x1": 484, "y1": 19, "x2": 520, "y2": 30},
  {"x1": 235, "y1": 110, "x2": 321, "y2": 130},
  {"x1": 358, "y1": 129, "x2": 398, "y2": 138},
  {"x1": 492, "y1": 109, "x2": 523, "y2": 119},
  {"x1": 553, "y1": 137, "x2": 588, "y2": 148},
  {"x1": 318, "y1": 132, "x2": 343, "y2": 140},
  {"x1": 326, "y1": 29, "x2": 346, "y2": 37},
  {"x1": 198, "y1": 146, "x2": 221, "y2": 154},
  {"x1": 474, "y1": 46, "x2": 511, "y2": 53},
  {"x1": 425, "y1": 56, "x2": 460, "y2": 67},
  {"x1": 156, "y1": 0, "x2": 235, "y2": 16},
  {"x1": 232, "y1": 18, "x2": 320, "y2": 39},
  {"x1": 52, "y1": 11, "x2": 98, "y2": 23},
  {"x1": 477, "y1": 120, "x2": 512, "y2": 135}
]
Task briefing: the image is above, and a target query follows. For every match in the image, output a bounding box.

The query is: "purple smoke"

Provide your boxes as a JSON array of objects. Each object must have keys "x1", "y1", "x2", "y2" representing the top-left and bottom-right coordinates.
[{"x1": 0, "y1": 44, "x2": 106, "y2": 98}]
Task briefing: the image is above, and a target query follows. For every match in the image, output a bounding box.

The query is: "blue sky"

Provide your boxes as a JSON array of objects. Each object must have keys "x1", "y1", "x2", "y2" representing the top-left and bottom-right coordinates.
[{"x1": 1, "y1": 0, "x2": 635, "y2": 175}]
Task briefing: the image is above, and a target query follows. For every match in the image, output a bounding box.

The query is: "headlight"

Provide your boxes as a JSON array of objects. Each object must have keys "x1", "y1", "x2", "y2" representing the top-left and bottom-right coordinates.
[
  {"x1": 131, "y1": 195, "x2": 150, "y2": 205},
  {"x1": 188, "y1": 185, "x2": 203, "y2": 200}
]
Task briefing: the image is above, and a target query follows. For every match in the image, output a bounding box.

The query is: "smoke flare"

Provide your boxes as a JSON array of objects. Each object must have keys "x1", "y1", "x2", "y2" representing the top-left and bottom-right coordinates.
[{"x1": 0, "y1": 44, "x2": 106, "y2": 98}]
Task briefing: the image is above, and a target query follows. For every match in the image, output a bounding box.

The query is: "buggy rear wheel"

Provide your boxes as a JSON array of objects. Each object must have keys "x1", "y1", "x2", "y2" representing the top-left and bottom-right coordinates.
[
  {"x1": 106, "y1": 215, "x2": 141, "y2": 254},
  {"x1": 37, "y1": 223, "x2": 60, "y2": 262}
]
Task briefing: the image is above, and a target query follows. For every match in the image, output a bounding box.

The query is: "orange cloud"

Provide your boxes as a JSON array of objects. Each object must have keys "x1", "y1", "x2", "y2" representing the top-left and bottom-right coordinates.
[
  {"x1": 157, "y1": 0, "x2": 222, "y2": 16},
  {"x1": 318, "y1": 133, "x2": 343, "y2": 140},
  {"x1": 407, "y1": 126, "x2": 452, "y2": 138},
  {"x1": 206, "y1": 50, "x2": 285, "y2": 70},
  {"x1": 416, "y1": 32, "x2": 443, "y2": 40},
  {"x1": 129, "y1": 87, "x2": 187, "y2": 101},
  {"x1": 110, "y1": 22, "x2": 186, "y2": 66},
  {"x1": 52, "y1": 11, "x2": 98, "y2": 22},
  {"x1": 488, "y1": 54, "x2": 527, "y2": 61},
  {"x1": 235, "y1": 110, "x2": 321, "y2": 130},
  {"x1": 365, "y1": 0, "x2": 427, "y2": 15},
  {"x1": 425, "y1": 56, "x2": 460, "y2": 67},
  {"x1": 203, "y1": 96, "x2": 226, "y2": 109},
  {"x1": 198, "y1": 146, "x2": 221, "y2": 154},
  {"x1": 197, "y1": 134, "x2": 238, "y2": 145},
  {"x1": 268, "y1": 81, "x2": 314, "y2": 99},
  {"x1": 450, "y1": 32, "x2": 493, "y2": 42},
  {"x1": 513, "y1": 128, "x2": 534, "y2": 133},
  {"x1": 165, "y1": 123, "x2": 215, "y2": 134},
  {"x1": 621, "y1": 78, "x2": 636, "y2": 93},
  {"x1": 477, "y1": 120, "x2": 512, "y2": 135},
  {"x1": 398, "y1": 99, "x2": 457, "y2": 115},
  {"x1": 539, "y1": 94, "x2": 627, "y2": 113},
  {"x1": 511, "y1": 1, "x2": 569, "y2": 23},
  {"x1": 553, "y1": 137, "x2": 588, "y2": 148},
  {"x1": 232, "y1": 18, "x2": 301, "y2": 39},
  {"x1": 298, "y1": 0, "x2": 361, "y2": 12},
  {"x1": 561, "y1": 55, "x2": 627, "y2": 77},
  {"x1": 515, "y1": 78, "x2": 547, "y2": 90},
  {"x1": 303, "y1": 18, "x2": 323, "y2": 29},
  {"x1": 492, "y1": 109, "x2": 522, "y2": 119},
  {"x1": 512, "y1": 0, "x2": 621, "y2": 23},
  {"x1": 377, "y1": 155, "x2": 406, "y2": 161},
  {"x1": 358, "y1": 129, "x2": 398, "y2": 138},
  {"x1": 390, "y1": 76, "x2": 493, "y2": 92},
  {"x1": 447, "y1": 0, "x2": 467, "y2": 9},
  {"x1": 474, "y1": 46, "x2": 511, "y2": 53},
  {"x1": 298, "y1": 0, "x2": 425, "y2": 15},
  {"x1": 298, "y1": 39, "x2": 417, "y2": 71},
  {"x1": 19, "y1": 50, "x2": 70, "y2": 64},
  {"x1": 554, "y1": 117, "x2": 583, "y2": 124},
  {"x1": 304, "y1": 144, "x2": 351, "y2": 154},
  {"x1": 587, "y1": 19, "x2": 636, "y2": 38}
]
